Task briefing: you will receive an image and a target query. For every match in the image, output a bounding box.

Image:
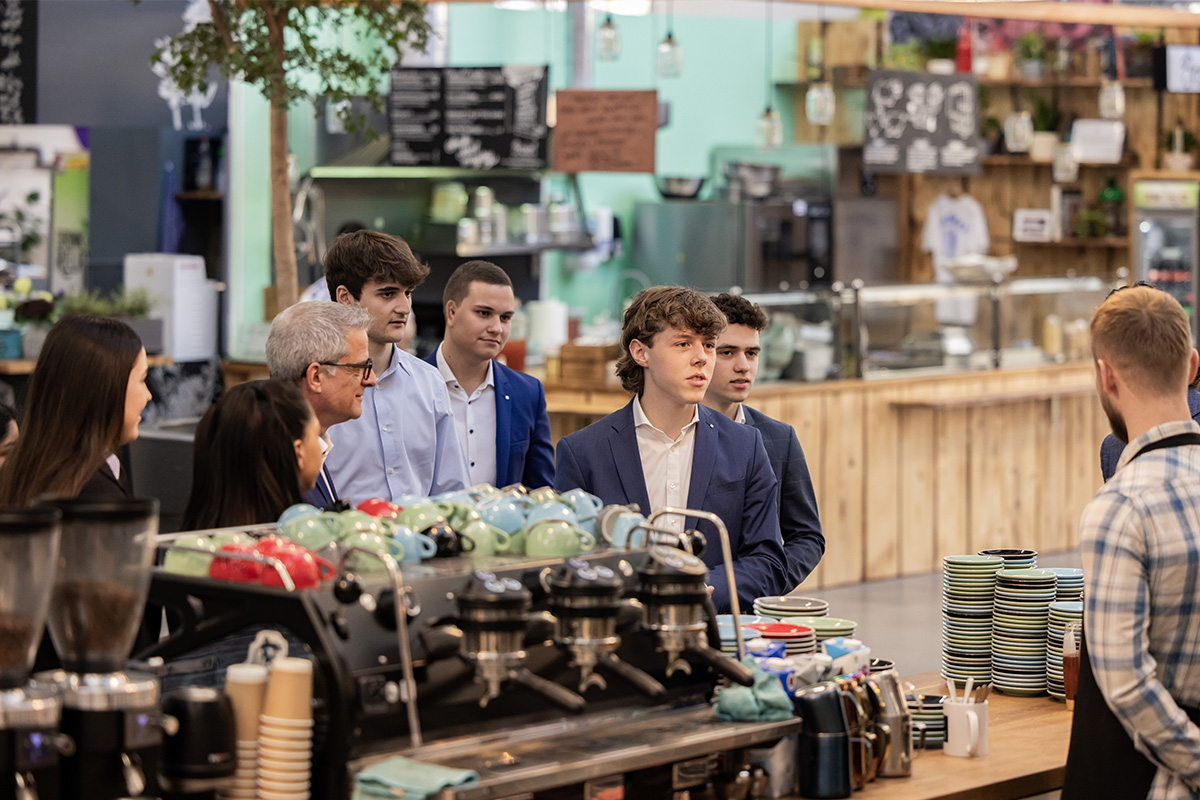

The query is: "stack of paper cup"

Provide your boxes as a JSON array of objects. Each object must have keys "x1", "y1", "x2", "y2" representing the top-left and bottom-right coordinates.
[
  {"x1": 258, "y1": 657, "x2": 314, "y2": 800},
  {"x1": 220, "y1": 663, "x2": 269, "y2": 799}
]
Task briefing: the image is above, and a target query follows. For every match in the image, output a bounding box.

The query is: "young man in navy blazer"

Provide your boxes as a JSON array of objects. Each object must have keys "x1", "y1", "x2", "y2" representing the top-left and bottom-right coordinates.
[
  {"x1": 554, "y1": 286, "x2": 788, "y2": 613},
  {"x1": 424, "y1": 261, "x2": 555, "y2": 490},
  {"x1": 703, "y1": 294, "x2": 824, "y2": 590}
]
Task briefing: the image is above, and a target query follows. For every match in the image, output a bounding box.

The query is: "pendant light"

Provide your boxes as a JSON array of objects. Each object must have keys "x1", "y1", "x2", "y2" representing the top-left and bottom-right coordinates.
[
  {"x1": 756, "y1": 0, "x2": 783, "y2": 150},
  {"x1": 805, "y1": 9, "x2": 835, "y2": 126},
  {"x1": 598, "y1": 13, "x2": 621, "y2": 61},
  {"x1": 656, "y1": 0, "x2": 682, "y2": 78}
]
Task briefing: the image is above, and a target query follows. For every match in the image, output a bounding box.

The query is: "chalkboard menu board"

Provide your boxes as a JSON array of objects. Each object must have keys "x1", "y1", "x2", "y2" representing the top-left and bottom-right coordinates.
[
  {"x1": 862, "y1": 69, "x2": 980, "y2": 176},
  {"x1": 388, "y1": 65, "x2": 548, "y2": 169},
  {"x1": 0, "y1": 0, "x2": 37, "y2": 124}
]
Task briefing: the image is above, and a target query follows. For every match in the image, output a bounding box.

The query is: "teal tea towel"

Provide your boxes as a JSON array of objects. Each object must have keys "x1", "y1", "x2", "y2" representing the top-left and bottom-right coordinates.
[
  {"x1": 712, "y1": 655, "x2": 795, "y2": 722},
  {"x1": 354, "y1": 756, "x2": 480, "y2": 799}
]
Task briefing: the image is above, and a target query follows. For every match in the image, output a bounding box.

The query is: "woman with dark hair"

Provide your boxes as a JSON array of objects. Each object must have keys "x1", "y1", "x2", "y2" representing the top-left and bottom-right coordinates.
[
  {"x1": 181, "y1": 380, "x2": 322, "y2": 531},
  {"x1": 0, "y1": 315, "x2": 152, "y2": 505},
  {"x1": 0, "y1": 401, "x2": 18, "y2": 468}
]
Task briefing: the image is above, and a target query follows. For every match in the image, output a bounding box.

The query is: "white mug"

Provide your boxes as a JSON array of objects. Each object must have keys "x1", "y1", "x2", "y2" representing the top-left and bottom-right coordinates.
[{"x1": 942, "y1": 699, "x2": 988, "y2": 757}]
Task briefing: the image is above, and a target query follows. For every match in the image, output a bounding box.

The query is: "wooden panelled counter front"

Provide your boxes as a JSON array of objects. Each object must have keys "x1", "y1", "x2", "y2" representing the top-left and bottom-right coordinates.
[{"x1": 545, "y1": 363, "x2": 1108, "y2": 589}]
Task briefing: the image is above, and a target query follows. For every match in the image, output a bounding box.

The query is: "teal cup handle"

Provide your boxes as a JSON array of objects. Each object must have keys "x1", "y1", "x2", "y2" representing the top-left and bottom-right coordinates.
[{"x1": 414, "y1": 532, "x2": 437, "y2": 559}]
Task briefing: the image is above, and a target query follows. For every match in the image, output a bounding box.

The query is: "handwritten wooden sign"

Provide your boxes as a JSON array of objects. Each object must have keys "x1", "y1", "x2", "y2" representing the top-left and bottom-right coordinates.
[{"x1": 552, "y1": 90, "x2": 657, "y2": 174}]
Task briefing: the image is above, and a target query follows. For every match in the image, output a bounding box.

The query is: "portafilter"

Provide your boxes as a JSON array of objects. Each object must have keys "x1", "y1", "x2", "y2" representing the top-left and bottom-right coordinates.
[
  {"x1": 636, "y1": 546, "x2": 754, "y2": 686},
  {"x1": 456, "y1": 570, "x2": 586, "y2": 712},
  {"x1": 546, "y1": 559, "x2": 665, "y2": 698}
]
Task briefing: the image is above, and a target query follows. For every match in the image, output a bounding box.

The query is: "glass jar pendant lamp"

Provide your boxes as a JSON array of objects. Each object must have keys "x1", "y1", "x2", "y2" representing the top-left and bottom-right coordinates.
[
  {"x1": 657, "y1": 0, "x2": 682, "y2": 77},
  {"x1": 598, "y1": 14, "x2": 620, "y2": 61}
]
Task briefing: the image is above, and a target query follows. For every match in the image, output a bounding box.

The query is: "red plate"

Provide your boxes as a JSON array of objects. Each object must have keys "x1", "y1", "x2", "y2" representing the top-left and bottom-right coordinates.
[{"x1": 745, "y1": 622, "x2": 814, "y2": 638}]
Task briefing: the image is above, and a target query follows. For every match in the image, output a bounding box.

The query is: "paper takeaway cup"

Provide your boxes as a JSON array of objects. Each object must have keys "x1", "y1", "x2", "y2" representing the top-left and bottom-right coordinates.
[
  {"x1": 261, "y1": 657, "x2": 314, "y2": 721},
  {"x1": 225, "y1": 663, "x2": 270, "y2": 741}
]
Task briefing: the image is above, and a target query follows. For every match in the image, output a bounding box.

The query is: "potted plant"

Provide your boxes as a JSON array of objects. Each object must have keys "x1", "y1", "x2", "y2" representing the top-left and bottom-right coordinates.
[
  {"x1": 1014, "y1": 32, "x2": 1046, "y2": 80},
  {"x1": 1125, "y1": 28, "x2": 1161, "y2": 79},
  {"x1": 1029, "y1": 93, "x2": 1061, "y2": 162},
  {"x1": 61, "y1": 288, "x2": 163, "y2": 353},
  {"x1": 13, "y1": 291, "x2": 57, "y2": 361},
  {"x1": 1162, "y1": 123, "x2": 1197, "y2": 171},
  {"x1": 0, "y1": 191, "x2": 45, "y2": 265},
  {"x1": 923, "y1": 37, "x2": 957, "y2": 74}
]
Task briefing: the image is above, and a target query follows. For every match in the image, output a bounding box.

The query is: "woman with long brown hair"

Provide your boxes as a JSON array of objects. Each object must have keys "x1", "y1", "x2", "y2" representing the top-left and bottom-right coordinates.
[
  {"x1": 180, "y1": 380, "x2": 322, "y2": 531},
  {"x1": 0, "y1": 315, "x2": 152, "y2": 506}
]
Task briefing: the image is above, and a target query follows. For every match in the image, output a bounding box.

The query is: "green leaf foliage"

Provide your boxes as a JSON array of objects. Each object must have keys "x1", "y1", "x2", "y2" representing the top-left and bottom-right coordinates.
[{"x1": 148, "y1": 1, "x2": 432, "y2": 133}]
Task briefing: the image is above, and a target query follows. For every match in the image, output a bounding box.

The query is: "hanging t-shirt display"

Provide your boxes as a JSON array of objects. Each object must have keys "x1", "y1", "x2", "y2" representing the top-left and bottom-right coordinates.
[{"x1": 921, "y1": 192, "x2": 990, "y2": 326}]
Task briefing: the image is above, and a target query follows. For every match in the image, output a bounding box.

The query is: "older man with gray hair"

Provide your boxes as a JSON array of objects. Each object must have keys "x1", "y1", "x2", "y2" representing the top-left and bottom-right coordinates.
[{"x1": 266, "y1": 301, "x2": 375, "y2": 507}]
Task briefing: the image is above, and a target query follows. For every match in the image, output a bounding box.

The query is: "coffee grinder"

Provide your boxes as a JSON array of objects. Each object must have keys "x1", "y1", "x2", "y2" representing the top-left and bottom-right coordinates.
[
  {"x1": 38, "y1": 499, "x2": 163, "y2": 800},
  {"x1": 0, "y1": 507, "x2": 66, "y2": 800}
]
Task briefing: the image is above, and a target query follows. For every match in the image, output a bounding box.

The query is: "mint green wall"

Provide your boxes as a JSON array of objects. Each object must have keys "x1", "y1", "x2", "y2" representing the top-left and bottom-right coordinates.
[
  {"x1": 447, "y1": 5, "x2": 804, "y2": 323},
  {"x1": 227, "y1": 5, "x2": 830, "y2": 355}
]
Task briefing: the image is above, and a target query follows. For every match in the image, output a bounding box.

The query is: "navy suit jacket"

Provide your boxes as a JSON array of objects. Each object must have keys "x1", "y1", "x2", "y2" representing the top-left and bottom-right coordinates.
[
  {"x1": 743, "y1": 405, "x2": 824, "y2": 590},
  {"x1": 554, "y1": 401, "x2": 788, "y2": 613},
  {"x1": 423, "y1": 353, "x2": 555, "y2": 490},
  {"x1": 1100, "y1": 387, "x2": 1200, "y2": 481}
]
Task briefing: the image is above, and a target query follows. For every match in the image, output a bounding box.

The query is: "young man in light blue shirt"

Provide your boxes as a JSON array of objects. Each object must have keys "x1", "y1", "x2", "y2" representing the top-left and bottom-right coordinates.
[{"x1": 322, "y1": 230, "x2": 470, "y2": 503}]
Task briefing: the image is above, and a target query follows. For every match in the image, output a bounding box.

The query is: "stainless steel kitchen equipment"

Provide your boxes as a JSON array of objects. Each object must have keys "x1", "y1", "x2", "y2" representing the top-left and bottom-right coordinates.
[
  {"x1": 633, "y1": 196, "x2": 834, "y2": 293},
  {"x1": 139, "y1": 505, "x2": 793, "y2": 798}
]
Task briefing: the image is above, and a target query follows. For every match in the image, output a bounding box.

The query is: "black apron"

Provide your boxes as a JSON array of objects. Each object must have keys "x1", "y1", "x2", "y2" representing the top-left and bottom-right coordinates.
[{"x1": 1061, "y1": 431, "x2": 1200, "y2": 800}]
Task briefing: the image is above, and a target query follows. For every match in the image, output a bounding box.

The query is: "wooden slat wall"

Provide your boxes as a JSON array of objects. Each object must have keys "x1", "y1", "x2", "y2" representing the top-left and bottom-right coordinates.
[{"x1": 546, "y1": 362, "x2": 1109, "y2": 588}]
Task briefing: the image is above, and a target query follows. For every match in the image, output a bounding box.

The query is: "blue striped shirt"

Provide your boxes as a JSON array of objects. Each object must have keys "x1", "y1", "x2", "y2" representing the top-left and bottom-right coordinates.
[{"x1": 1080, "y1": 420, "x2": 1200, "y2": 800}]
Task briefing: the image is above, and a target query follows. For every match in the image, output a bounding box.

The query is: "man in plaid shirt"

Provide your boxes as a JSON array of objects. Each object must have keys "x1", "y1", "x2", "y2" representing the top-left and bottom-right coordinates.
[{"x1": 1067, "y1": 285, "x2": 1200, "y2": 799}]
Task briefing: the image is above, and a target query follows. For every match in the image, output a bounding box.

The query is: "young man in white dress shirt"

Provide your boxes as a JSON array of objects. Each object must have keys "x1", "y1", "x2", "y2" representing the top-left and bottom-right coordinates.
[
  {"x1": 424, "y1": 261, "x2": 554, "y2": 489},
  {"x1": 321, "y1": 231, "x2": 470, "y2": 503}
]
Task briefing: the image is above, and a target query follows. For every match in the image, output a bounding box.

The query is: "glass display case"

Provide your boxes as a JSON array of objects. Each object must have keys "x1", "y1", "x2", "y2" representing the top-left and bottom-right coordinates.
[{"x1": 742, "y1": 275, "x2": 1116, "y2": 382}]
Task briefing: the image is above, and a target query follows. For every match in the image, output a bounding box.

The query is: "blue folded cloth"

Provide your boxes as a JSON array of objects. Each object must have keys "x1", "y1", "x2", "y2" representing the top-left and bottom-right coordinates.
[
  {"x1": 712, "y1": 655, "x2": 795, "y2": 722},
  {"x1": 354, "y1": 756, "x2": 479, "y2": 799}
]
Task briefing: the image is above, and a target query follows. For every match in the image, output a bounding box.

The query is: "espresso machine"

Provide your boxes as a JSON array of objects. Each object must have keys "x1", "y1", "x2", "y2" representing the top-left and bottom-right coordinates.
[
  {"x1": 38, "y1": 499, "x2": 164, "y2": 800},
  {"x1": 0, "y1": 507, "x2": 67, "y2": 800}
]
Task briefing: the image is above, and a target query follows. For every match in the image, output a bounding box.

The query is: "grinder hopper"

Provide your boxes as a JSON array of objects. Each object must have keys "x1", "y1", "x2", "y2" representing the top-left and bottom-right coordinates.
[
  {"x1": 43, "y1": 499, "x2": 159, "y2": 675},
  {"x1": 0, "y1": 508, "x2": 62, "y2": 688}
]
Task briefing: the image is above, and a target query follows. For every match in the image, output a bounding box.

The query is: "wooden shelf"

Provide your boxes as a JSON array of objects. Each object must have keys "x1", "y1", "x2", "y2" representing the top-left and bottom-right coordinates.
[
  {"x1": 982, "y1": 154, "x2": 1139, "y2": 168},
  {"x1": 777, "y1": 76, "x2": 1155, "y2": 91},
  {"x1": 995, "y1": 236, "x2": 1130, "y2": 249},
  {"x1": 175, "y1": 190, "x2": 224, "y2": 202}
]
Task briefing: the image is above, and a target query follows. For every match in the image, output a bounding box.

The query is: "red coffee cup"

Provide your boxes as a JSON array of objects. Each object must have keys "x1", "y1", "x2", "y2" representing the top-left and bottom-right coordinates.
[
  {"x1": 357, "y1": 498, "x2": 401, "y2": 519},
  {"x1": 256, "y1": 540, "x2": 334, "y2": 589},
  {"x1": 209, "y1": 542, "x2": 265, "y2": 583}
]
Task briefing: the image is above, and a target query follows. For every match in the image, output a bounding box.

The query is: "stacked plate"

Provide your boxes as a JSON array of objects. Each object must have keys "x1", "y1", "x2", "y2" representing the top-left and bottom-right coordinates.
[
  {"x1": 906, "y1": 693, "x2": 947, "y2": 749},
  {"x1": 991, "y1": 568, "x2": 1058, "y2": 697},
  {"x1": 1044, "y1": 568, "x2": 1084, "y2": 602},
  {"x1": 773, "y1": 616, "x2": 856, "y2": 643},
  {"x1": 1046, "y1": 601, "x2": 1084, "y2": 701},
  {"x1": 941, "y1": 555, "x2": 1004, "y2": 687},
  {"x1": 744, "y1": 622, "x2": 817, "y2": 655},
  {"x1": 753, "y1": 595, "x2": 829, "y2": 618},
  {"x1": 978, "y1": 548, "x2": 1038, "y2": 569},
  {"x1": 716, "y1": 614, "x2": 768, "y2": 655}
]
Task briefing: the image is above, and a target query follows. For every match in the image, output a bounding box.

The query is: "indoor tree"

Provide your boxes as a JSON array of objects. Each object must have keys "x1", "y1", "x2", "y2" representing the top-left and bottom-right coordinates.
[{"x1": 147, "y1": 0, "x2": 431, "y2": 310}]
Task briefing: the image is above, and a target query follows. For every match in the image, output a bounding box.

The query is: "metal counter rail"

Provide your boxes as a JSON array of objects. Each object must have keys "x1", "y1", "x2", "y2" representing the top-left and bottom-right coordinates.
[{"x1": 348, "y1": 704, "x2": 801, "y2": 800}]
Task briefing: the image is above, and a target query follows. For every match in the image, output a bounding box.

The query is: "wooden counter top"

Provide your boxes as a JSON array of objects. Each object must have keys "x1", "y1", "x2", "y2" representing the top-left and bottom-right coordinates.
[
  {"x1": 0, "y1": 354, "x2": 175, "y2": 375},
  {"x1": 850, "y1": 672, "x2": 1072, "y2": 800}
]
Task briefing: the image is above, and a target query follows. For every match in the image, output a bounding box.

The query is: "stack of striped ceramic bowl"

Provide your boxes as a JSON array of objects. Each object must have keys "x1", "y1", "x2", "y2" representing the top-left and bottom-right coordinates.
[
  {"x1": 753, "y1": 595, "x2": 829, "y2": 618},
  {"x1": 1045, "y1": 568, "x2": 1084, "y2": 602},
  {"x1": 1046, "y1": 601, "x2": 1084, "y2": 702},
  {"x1": 941, "y1": 554, "x2": 1004, "y2": 687},
  {"x1": 991, "y1": 568, "x2": 1058, "y2": 696}
]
